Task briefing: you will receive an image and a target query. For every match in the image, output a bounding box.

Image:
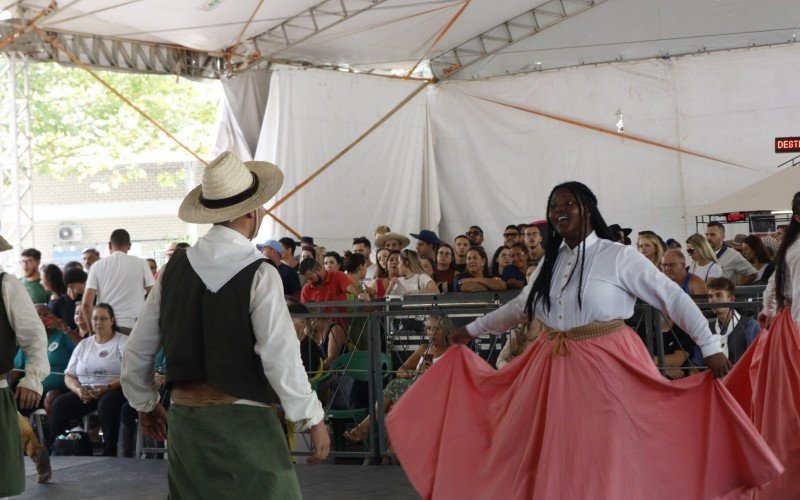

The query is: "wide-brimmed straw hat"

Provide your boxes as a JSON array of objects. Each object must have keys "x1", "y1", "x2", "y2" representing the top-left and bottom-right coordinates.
[
  {"x1": 179, "y1": 151, "x2": 283, "y2": 224},
  {"x1": 375, "y1": 232, "x2": 410, "y2": 249},
  {"x1": 0, "y1": 234, "x2": 11, "y2": 252}
]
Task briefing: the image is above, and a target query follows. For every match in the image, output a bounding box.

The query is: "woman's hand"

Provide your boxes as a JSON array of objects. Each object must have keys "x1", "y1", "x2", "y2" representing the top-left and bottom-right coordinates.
[
  {"x1": 89, "y1": 384, "x2": 111, "y2": 399},
  {"x1": 397, "y1": 367, "x2": 413, "y2": 379},
  {"x1": 77, "y1": 387, "x2": 93, "y2": 403}
]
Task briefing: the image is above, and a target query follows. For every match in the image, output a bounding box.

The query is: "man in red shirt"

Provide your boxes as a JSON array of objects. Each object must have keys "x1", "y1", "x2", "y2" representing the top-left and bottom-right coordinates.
[{"x1": 299, "y1": 259, "x2": 370, "y2": 327}]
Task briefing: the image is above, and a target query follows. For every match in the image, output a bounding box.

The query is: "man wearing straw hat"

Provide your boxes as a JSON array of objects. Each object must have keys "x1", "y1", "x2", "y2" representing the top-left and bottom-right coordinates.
[
  {"x1": 121, "y1": 152, "x2": 329, "y2": 499},
  {"x1": 0, "y1": 234, "x2": 50, "y2": 498}
]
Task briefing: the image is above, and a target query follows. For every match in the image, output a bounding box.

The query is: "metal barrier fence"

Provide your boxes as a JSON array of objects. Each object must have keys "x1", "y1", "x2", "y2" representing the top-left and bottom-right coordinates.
[{"x1": 293, "y1": 286, "x2": 765, "y2": 464}]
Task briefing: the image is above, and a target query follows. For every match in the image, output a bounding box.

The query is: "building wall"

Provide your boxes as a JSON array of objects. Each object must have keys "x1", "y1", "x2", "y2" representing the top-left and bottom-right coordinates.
[{"x1": 28, "y1": 161, "x2": 210, "y2": 266}]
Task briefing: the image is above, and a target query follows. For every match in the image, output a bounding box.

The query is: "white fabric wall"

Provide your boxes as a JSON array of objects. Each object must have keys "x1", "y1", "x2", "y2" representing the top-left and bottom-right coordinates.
[
  {"x1": 211, "y1": 44, "x2": 800, "y2": 254},
  {"x1": 212, "y1": 70, "x2": 271, "y2": 160},
  {"x1": 252, "y1": 67, "x2": 438, "y2": 251}
]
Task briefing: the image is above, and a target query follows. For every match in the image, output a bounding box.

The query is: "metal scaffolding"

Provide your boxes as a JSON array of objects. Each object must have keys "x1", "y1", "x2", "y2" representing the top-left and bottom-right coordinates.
[{"x1": 0, "y1": 52, "x2": 34, "y2": 268}]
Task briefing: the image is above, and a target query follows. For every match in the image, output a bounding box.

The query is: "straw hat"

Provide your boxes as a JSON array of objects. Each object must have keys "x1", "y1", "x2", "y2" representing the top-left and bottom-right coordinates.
[
  {"x1": 0, "y1": 234, "x2": 11, "y2": 252},
  {"x1": 179, "y1": 151, "x2": 283, "y2": 224},
  {"x1": 375, "y1": 231, "x2": 410, "y2": 249}
]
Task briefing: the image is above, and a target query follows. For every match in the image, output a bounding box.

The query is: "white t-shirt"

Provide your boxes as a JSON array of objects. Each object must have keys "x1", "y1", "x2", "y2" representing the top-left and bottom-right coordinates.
[
  {"x1": 66, "y1": 332, "x2": 128, "y2": 386},
  {"x1": 392, "y1": 273, "x2": 434, "y2": 295},
  {"x1": 86, "y1": 251, "x2": 155, "y2": 328},
  {"x1": 365, "y1": 263, "x2": 378, "y2": 282},
  {"x1": 689, "y1": 261, "x2": 723, "y2": 282}
]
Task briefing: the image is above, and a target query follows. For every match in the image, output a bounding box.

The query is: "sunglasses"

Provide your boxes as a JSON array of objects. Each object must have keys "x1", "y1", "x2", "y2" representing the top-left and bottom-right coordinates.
[
  {"x1": 686, "y1": 248, "x2": 695, "y2": 254},
  {"x1": 503, "y1": 233, "x2": 518, "y2": 238},
  {"x1": 466, "y1": 230, "x2": 481, "y2": 236}
]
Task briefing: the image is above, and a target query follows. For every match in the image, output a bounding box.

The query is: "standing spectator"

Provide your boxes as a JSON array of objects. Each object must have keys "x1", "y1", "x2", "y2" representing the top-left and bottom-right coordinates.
[
  {"x1": 774, "y1": 224, "x2": 788, "y2": 245},
  {"x1": 466, "y1": 226, "x2": 484, "y2": 247},
  {"x1": 741, "y1": 235, "x2": 774, "y2": 285},
  {"x1": 375, "y1": 248, "x2": 391, "y2": 281},
  {"x1": 81, "y1": 248, "x2": 100, "y2": 271},
  {"x1": 50, "y1": 303, "x2": 128, "y2": 456},
  {"x1": 502, "y1": 242, "x2": 529, "y2": 290},
  {"x1": 454, "y1": 247, "x2": 507, "y2": 292},
  {"x1": 706, "y1": 278, "x2": 760, "y2": 364},
  {"x1": 145, "y1": 258, "x2": 158, "y2": 278},
  {"x1": 434, "y1": 244, "x2": 457, "y2": 292},
  {"x1": 322, "y1": 251, "x2": 343, "y2": 272},
  {"x1": 685, "y1": 234, "x2": 723, "y2": 284},
  {"x1": 453, "y1": 235, "x2": 470, "y2": 272},
  {"x1": 42, "y1": 264, "x2": 67, "y2": 302},
  {"x1": 259, "y1": 240, "x2": 301, "y2": 300},
  {"x1": 705, "y1": 222, "x2": 757, "y2": 285},
  {"x1": 19, "y1": 248, "x2": 49, "y2": 304},
  {"x1": 0, "y1": 235, "x2": 51, "y2": 491},
  {"x1": 279, "y1": 237, "x2": 299, "y2": 270},
  {"x1": 421, "y1": 257, "x2": 436, "y2": 279},
  {"x1": 666, "y1": 239, "x2": 682, "y2": 250},
  {"x1": 352, "y1": 237, "x2": 377, "y2": 281},
  {"x1": 82, "y1": 229, "x2": 155, "y2": 335},
  {"x1": 376, "y1": 232, "x2": 410, "y2": 251},
  {"x1": 523, "y1": 224, "x2": 545, "y2": 265},
  {"x1": 607, "y1": 224, "x2": 632, "y2": 245},
  {"x1": 386, "y1": 250, "x2": 438, "y2": 295},
  {"x1": 502, "y1": 225, "x2": 521, "y2": 246},
  {"x1": 410, "y1": 230, "x2": 442, "y2": 260},
  {"x1": 637, "y1": 233, "x2": 664, "y2": 268},
  {"x1": 50, "y1": 267, "x2": 87, "y2": 330},
  {"x1": 490, "y1": 246, "x2": 511, "y2": 279}
]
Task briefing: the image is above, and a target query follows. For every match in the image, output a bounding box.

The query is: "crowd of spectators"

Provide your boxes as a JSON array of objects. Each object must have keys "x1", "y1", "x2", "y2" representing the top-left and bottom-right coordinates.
[{"x1": 6, "y1": 218, "x2": 785, "y2": 457}]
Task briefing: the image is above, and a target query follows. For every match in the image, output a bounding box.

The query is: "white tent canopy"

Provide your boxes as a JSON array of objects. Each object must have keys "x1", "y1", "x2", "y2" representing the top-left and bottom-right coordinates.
[
  {"x1": 4, "y1": 0, "x2": 800, "y2": 249},
  {"x1": 689, "y1": 165, "x2": 800, "y2": 216}
]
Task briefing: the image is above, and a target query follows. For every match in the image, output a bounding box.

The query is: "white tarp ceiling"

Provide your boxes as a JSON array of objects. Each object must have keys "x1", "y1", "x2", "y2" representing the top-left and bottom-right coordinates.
[{"x1": 5, "y1": 0, "x2": 800, "y2": 78}]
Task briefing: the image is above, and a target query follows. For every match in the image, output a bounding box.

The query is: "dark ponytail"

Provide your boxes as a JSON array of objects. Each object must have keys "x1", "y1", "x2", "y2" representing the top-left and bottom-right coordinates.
[
  {"x1": 775, "y1": 191, "x2": 800, "y2": 308},
  {"x1": 524, "y1": 181, "x2": 616, "y2": 321}
]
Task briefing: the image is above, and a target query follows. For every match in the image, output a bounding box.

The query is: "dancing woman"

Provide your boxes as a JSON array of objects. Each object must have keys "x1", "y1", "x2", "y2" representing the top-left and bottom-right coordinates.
[
  {"x1": 386, "y1": 181, "x2": 782, "y2": 499},
  {"x1": 725, "y1": 191, "x2": 800, "y2": 499}
]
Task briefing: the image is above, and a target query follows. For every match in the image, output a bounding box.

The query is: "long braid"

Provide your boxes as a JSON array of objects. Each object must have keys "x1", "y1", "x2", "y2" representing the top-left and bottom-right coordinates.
[
  {"x1": 775, "y1": 191, "x2": 800, "y2": 307},
  {"x1": 525, "y1": 181, "x2": 617, "y2": 321}
]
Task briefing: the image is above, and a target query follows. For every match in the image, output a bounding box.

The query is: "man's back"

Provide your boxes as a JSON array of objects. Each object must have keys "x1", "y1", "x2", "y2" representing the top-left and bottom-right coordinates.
[{"x1": 86, "y1": 251, "x2": 154, "y2": 329}]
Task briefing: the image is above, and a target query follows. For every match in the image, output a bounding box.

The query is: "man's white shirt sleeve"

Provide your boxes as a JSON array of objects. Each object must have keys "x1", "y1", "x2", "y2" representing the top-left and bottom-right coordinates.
[
  {"x1": 120, "y1": 274, "x2": 162, "y2": 412},
  {"x1": 3, "y1": 274, "x2": 49, "y2": 394}
]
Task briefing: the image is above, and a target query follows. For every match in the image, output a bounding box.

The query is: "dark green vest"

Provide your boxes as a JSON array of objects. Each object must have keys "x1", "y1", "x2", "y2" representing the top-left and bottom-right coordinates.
[
  {"x1": 0, "y1": 273, "x2": 16, "y2": 374},
  {"x1": 160, "y1": 251, "x2": 278, "y2": 405}
]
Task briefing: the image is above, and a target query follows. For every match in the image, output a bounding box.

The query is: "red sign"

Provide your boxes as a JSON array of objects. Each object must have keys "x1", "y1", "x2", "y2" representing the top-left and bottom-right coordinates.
[
  {"x1": 775, "y1": 137, "x2": 800, "y2": 153},
  {"x1": 726, "y1": 212, "x2": 746, "y2": 223}
]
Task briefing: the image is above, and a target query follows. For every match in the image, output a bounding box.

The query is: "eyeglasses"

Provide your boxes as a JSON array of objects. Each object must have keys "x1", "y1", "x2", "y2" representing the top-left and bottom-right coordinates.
[
  {"x1": 466, "y1": 230, "x2": 481, "y2": 236},
  {"x1": 91, "y1": 316, "x2": 111, "y2": 322}
]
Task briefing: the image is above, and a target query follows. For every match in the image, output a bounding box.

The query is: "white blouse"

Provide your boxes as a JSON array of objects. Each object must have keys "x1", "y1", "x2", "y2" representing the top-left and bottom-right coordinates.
[
  {"x1": 689, "y1": 261, "x2": 723, "y2": 282},
  {"x1": 467, "y1": 232, "x2": 722, "y2": 357}
]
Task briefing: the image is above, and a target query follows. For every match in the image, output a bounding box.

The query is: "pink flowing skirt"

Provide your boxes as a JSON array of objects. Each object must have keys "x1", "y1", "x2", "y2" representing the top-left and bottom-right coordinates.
[
  {"x1": 387, "y1": 325, "x2": 783, "y2": 499},
  {"x1": 724, "y1": 308, "x2": 800, "y2": 499}
]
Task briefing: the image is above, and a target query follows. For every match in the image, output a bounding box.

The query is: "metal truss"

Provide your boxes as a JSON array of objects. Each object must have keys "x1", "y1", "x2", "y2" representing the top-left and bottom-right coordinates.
[
  {"x1": 254, "y1": 0, "x2": 389, "y2": 56},
  {"x1": 0, "y1": 20, "x2": 227, "y2": 78},
  {"x1": 0, "y1": 52, "x2": 34, "y2": 267},
  {"x1": 430, "y1": 0, "x2": 608, "y2": 79}
]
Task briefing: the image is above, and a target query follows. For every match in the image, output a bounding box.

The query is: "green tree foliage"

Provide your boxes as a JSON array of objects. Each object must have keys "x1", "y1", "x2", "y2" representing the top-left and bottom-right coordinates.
[{"x1": 28, "y1": 62, "x2": 221, "y2": 186}]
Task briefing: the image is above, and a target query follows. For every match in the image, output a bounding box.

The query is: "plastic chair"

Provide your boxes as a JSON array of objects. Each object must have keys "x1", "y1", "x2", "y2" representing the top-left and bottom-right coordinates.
[{"x1": 324, "y1": 351, "x2": 392, "y2": 451}]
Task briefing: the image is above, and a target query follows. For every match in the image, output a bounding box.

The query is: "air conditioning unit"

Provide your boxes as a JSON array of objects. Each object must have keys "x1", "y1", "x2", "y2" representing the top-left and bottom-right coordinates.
[{"x1": 57, "y1": 223, "x2": 83, "y2": 243}]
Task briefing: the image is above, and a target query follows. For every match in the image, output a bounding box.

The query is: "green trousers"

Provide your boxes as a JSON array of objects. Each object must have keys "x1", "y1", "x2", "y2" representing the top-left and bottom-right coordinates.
[
  {"x1": 167, "y1": 403, "x2": 302, "y2": 500},
  {"x1": 0, "y1": 387, "x2": 24, "y2": 497}
]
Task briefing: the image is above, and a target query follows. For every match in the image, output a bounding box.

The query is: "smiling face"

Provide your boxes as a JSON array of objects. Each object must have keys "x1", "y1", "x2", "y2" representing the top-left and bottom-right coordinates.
[{"x1": 547, "y1": 188, "x2": 591, "y2": 246}]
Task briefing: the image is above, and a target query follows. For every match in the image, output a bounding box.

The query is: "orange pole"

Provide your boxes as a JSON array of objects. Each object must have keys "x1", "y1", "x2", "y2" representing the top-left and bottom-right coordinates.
[
  {"x1": 0, "y1": 1, "x2": 56, "y2": 51},
  {"x1": 406, "y1": 0, "x2": 471, "y2": 77}
]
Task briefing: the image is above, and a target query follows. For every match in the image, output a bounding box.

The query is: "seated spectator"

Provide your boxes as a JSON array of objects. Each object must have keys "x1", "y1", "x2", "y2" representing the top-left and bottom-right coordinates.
[
  {"x1": 453, "y1": 235, "x2": 470, "y2": 272},
  {"x1": 661, "y1": 249, "x2": 707, "y2": 297},
  {"x1": 344, "y1": 315, "x2": 454, "y2": 444},
  {"x1": 705, "y1": 222, "x2": 757, "y2": 285},
  {"x1": 323, "y1": 251, "x2": 344, "y2": 272},
  {"x1": 523, "y1": 223, "x2": 546, "y2": 264},
  {"x1": 637, "y1": 233, "x2": 664, "y2": 268},
  {"x1": 703, "y1": 278, "x2": 760, "y2": 364},
  {"x1": 410, "y1": 230, "x2": 442, "y2": 260},
  {"x1": 49, "y1": 267, "x2": 87, "y2": 330},
  {"x1": 376, "y1": 232, "x2": 410, "y2": 251},
  {"x1": 666, "y1": 238, "x2": 682, "y2": 250},
  {"x1": 502, "y1": 225, "x2": 521, "y2": 246},
  {"x1": 72, "y1": 298, "x2": 92, "y2": 339},
  {"x1": 775, "y1": 224, "x2": 788, "y2": 245},
  {"x1": 368, "y1": 250, "x2": 400, "y2": 299},
  {"x1": 434, "y1": 243, "x2": 457, "y2": 292},
  {"x1": 490, "y1": 246, "x2": 511, "y2": 279},
  {"x1": 386, "y1": 250, "x2": 438, "y2": 295},
  {"x1": 454, "y1": 247, "x2": 507, "y2": 292},
  {"x1": 19, "y1": 248, "x2": 49, "y2": 304},
  {"x1": 496, "y1": 319, "x2": 543, "y2": 369},
  {"x1": 639, "y1": 230, "x2": 667, "y2": 251},
  {"x1": 740, "y1": 235, "x2": 774, "y2": 285},
  {"x1": 9, "y1": 305, "x2": 77, "y2": 416},
  {"x1": 502, "y1": 242, "x2": 529, "y2": 289},
  {"x1": 342, "y1": 253, "x2": 372, "y2": 351},
  {"x1": 300, "y1": 257, "x2": 369, "y2": 334},
  {"x1": 685, "y1": 233, "x2": 723, "y2": 284},
  {"x1": 420, "y1": 257, "x2": 436, "y2": 279},
  {"x1": 50, "y1": 303, "x2": 128, "y2": 456},
  {"x1": 289, "y1": 303, "x2": 326, "y2": 375},
  {"x1": 466, "y1": 226, "x2": 484, "y2": 246}
]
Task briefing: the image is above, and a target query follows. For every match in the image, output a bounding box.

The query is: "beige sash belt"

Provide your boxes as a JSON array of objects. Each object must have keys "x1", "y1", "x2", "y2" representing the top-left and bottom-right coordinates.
[{"x1": 544, "y1": 319, "x2": 625, "y2": 359}]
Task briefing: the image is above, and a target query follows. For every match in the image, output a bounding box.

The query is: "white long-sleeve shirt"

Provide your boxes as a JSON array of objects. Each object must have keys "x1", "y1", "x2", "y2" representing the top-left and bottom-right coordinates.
[
  {"x1": 1, "y1": 269, "x2": 50, "y2": 394},
  {"x1": 762, "y1": 236, "x2": 800, "y2": 323},
  {"x1": 121, "y1": 226, "x2": 324, "y2": 430},
  {"x1": 467, "y1": 232, "x2": 723, "y2": 358}
]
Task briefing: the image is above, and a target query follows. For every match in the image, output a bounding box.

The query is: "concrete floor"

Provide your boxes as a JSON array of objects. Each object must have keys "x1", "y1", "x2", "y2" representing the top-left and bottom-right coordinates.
[{"x1": 19, "y1": 457, "x2": 418, "y2": 499}]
